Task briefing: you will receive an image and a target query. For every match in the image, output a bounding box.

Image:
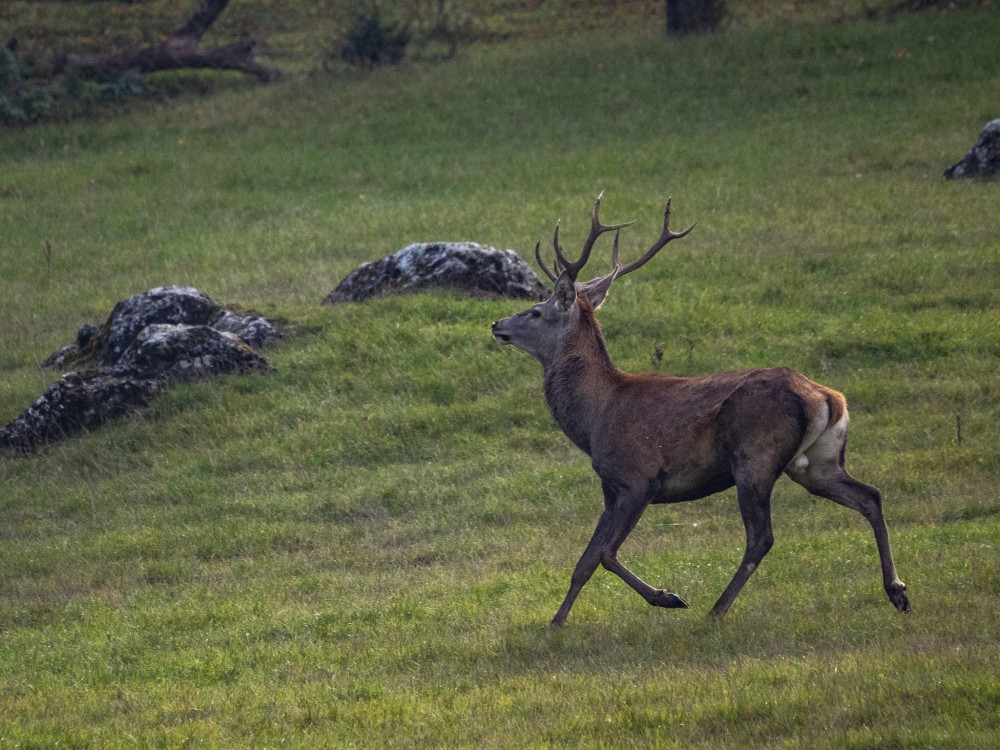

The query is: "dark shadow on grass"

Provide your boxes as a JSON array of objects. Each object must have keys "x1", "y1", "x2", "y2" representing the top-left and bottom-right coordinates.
[{"x1": 435, "y1": 601, "x2": 925, "y2": 682}]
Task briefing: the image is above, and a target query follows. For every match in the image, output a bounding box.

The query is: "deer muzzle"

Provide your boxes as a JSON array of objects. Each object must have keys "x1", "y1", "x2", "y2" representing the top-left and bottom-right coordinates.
[{"x1": 491, "y1": 320, "x2": 512, "y2": 344}]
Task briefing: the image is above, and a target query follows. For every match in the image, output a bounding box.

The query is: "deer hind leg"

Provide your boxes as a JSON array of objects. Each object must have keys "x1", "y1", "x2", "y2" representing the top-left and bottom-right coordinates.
[
  {"x1": 791, "y1": 460, "x2": 910, "y2": 613},
  {"x1": 710, "y1": 476, "x2": 776, "y2": 617},
  {"x1": 550, "y1": 482, "x2": 687, "y2": 628},
  {"x1": 787, "y1": 411, "x2": 910, "y2": 614}
]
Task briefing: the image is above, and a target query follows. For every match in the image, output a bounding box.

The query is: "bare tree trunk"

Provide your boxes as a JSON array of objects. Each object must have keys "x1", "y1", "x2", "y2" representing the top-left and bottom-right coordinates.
[
  {"x1": 665, "y1": 0, "x2": 684, "y2": 34},
  {"x1": 665, "y1": 0, "x2": 726, "y2": 35},
  {"x1": 66, "y1": 0, "x2": 278, "y2": 83},
  {"x1": 172, "y1": 0, "x2": 233, "y2": 40}
]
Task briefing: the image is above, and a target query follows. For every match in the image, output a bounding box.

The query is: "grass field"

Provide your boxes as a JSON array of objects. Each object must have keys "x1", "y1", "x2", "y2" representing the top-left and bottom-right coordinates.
[{"x1": 2, "y1": 2, "x2": 999, "y2": 747}]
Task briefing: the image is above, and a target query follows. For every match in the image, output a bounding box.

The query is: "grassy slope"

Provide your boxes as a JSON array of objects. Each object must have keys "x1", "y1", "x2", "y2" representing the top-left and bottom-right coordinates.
[{"x1": 2, "y1": 4, "x2": 1000, "y2": 748}]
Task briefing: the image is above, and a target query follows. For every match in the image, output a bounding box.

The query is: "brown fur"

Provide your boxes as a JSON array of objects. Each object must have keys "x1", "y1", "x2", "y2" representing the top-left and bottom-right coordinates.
[
  {"x1": 497, "y1": 292, "x2": 910, "y2": 624},
  {"x1": 491, "y1": 196, "x2": 909, "y2": 624}
]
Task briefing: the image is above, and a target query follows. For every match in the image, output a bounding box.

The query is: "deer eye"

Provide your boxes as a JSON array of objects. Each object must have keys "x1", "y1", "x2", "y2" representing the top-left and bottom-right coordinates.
[{"x1": 530, "y1": 308, "x2": 542, "y2": 319}]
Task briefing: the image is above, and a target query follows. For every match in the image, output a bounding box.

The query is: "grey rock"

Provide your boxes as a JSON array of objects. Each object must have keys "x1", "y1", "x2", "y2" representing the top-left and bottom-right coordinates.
[
  {"x1": 0, "y1": 372, "x2": 162, "y2": 454},
  {"x1": 43, "y1": 324, "x2": 100, "y2": 370},
  {"x1": 101, "y1": 285, "x2": 222, "y2": 363},
  {"x1": 944, "y1": 119, "x2": 1000, "y2": 180},
  {"x1": 210, "y1": 310, "x2": 282, "y2": 350},
  {"x1": 42, "y1": 285, "x2": 280, "y2": 369},
  {"x1": 3, "y1": 287, "x2": 277, "y2": 455},
  {"x1": 118, "y1": 324, "x2": 272, "y2": 383},
  {"x1": 323, "y1": 242, "x2": 549, "y2": 304}
]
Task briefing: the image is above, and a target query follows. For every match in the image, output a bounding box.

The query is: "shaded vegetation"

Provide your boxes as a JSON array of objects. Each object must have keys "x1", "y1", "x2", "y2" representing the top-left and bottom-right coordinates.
[{"x1": 3, "y1": 0, "x2": 993, "y2": 124}]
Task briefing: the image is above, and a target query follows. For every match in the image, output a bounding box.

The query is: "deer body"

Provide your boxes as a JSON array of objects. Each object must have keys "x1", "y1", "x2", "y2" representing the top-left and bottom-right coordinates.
[{"x1": 492, "y1": 195, "x2": 910, "y2": 625}]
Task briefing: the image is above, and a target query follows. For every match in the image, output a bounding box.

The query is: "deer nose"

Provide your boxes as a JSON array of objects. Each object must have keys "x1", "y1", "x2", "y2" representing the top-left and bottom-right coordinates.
[{"x1": 491, "y1": 320, "x2": 511, "y2": 343}]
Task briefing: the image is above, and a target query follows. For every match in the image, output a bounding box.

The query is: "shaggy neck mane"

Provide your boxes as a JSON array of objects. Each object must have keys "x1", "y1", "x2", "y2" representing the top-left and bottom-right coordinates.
[
  {"x1": 542, "y1": 294, "x2": 621, "y2": 454},
  {"x1": 571, "y1": 295, "x2": 616, "y2": 371}
]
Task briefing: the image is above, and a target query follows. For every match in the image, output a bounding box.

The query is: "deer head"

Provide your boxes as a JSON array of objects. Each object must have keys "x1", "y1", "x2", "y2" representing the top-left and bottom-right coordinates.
[{"x1": 491, "y1": 192, "x2": 695, "y2": 367}]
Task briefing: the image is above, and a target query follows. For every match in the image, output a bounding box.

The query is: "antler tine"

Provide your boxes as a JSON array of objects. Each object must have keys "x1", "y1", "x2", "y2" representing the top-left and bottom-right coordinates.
[
  {"x1": 534, "y1": 239, "x2": 559, "y2": 283},
  {"x1": 612, "y1": 197, "x2": 695, "y2": 279},
  {"x1": 555, "y1": 191, "x2": 635, "y2": 281},
  {"x1": 551, "y1": 219, "x2": 564, "y2": 272}
]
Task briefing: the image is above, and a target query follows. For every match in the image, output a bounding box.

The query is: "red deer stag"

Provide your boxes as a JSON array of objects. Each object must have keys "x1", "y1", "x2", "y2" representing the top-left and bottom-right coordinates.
[{"x1": 491, "y1": 193, "x2": 910, "y2": 625}]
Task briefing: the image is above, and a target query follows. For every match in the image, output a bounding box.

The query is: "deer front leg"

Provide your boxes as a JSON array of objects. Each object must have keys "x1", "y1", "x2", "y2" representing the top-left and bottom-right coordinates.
[
  {"x1": 550, "y1": 510, "x2": 609, "y2": 627},
  {"x1": 550, "y1": 483, "x2": 687, "y2": 627},
  {"x1": 601, "y1": 556, "x2": 690, "y2": 610}
]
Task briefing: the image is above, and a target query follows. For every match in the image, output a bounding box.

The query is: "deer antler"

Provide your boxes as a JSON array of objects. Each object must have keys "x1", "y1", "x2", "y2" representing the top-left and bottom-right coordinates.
[
  {"x1": 571, "y1": 197, "x2": 695, "y2": 306},
  {"x1": 552, "y1": 192, "x2": 635, "y2": 282},
  {"x1": 608, "y1": 197, "x2": 696, "y2": 280},
  {"x1": 535, "y1": 240, "x2": 559, "y2": 283},
  {"x1": 534, "y1": 194, "x2": 695, "y2": 295}
]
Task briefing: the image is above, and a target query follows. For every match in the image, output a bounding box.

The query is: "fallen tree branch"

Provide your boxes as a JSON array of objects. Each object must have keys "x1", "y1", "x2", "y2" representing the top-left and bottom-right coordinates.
[{"x1": 65, "y1": 0, "x2": 279, "y2": 83}]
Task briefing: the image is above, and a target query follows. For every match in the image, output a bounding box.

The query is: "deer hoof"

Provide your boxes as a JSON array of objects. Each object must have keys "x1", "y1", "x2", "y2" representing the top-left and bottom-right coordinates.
[
  {"x1": 889, "y1": 583, "x2": 911, "y2": 613},
  {"x1": 653, "y1": 590, "x2": 689, "y2": 609}
]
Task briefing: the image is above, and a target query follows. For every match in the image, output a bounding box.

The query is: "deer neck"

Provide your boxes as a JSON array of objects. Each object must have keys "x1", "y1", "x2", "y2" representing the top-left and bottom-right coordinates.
[{"x1": 542, "y1": 299, "x2": 621, "y2": 456}]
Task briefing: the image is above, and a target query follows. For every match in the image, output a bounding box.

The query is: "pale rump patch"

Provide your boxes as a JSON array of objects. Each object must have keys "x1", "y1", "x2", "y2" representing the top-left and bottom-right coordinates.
[
  {"x1": 786, "y1": 401, "x2": 829, "y2": 471},
  {"x1": 787, "y1": 405, "x2": 849, "y2": 475}
]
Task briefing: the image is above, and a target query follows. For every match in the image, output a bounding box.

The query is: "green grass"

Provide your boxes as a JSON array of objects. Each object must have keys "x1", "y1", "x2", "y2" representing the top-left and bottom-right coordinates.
[{"x1": 2, "y1": 3, "x2": 1000, "y2": 747}]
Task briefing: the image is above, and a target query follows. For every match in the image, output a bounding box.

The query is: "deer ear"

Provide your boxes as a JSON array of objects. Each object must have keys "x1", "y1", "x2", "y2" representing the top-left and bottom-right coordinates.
[
  {"x1": 580, "y1": 274, "x2": 615, "y2": 309},
  {"x1": 554, "y1": 271, "x2": 577, "y2": 311}
]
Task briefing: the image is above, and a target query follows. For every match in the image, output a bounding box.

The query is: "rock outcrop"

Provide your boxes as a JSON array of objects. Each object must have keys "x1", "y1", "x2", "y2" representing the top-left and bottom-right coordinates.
[
  {"x1": 322, "y1": 242, "x2": 549, "y2": 304},
  {"x1": 43, "y1": 285, "x2": 279, "y2": 369},
  {"x1": 1, "y1": 287, "x2": 279, "y2": 455},
  {"x1": 944, "y1": 119, "x2": 1000, "y2": 180}
]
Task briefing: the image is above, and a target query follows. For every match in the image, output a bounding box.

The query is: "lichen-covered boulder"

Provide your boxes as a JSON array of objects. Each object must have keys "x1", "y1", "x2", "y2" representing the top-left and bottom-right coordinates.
[
  {"x1": 944, "y1": 119, "x2": 1000, "y2": 180},
  {"x1": 211, "y1": 310, "x2": 280, "y2": 350},
  {"x1": 42, "y1": 285, "x2": 281, "y2": 370},
  {"x1": 101, "y1": 286, "x2": 222, "y2": 363},
  {"x1": 118, "y1": 324, "x2": 271, "y2": 382},
  {"x1": 322, "y1": 242, "x2": 549, "y2": 304},
  {"x1": 0, "y1": 372, "x2": 162, "y2": 454},
  {"x1": 2, "y1": 287, "x2": 279, "y2": 455}
]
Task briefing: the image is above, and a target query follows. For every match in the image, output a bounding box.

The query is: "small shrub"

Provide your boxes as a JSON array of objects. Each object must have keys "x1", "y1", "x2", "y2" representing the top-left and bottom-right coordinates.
[
  {"x1": 0, "y1": 48, "x2": 55, "y2": 125},
  {"x1": 100, "y1": 69, "x2": 146, "y2": 102},
  {"x1": 0, "y1": 95, "x2": 26, "y2": 123},
  {"x1": 0, "y1": 45, "x2": 20, "y2": 89},
  {"x1": 20, "y1": 85, "x2": 53, "y2": 121},
  {"x1": 340, "y1": 10, "x2": 411, "y2": 67}
]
